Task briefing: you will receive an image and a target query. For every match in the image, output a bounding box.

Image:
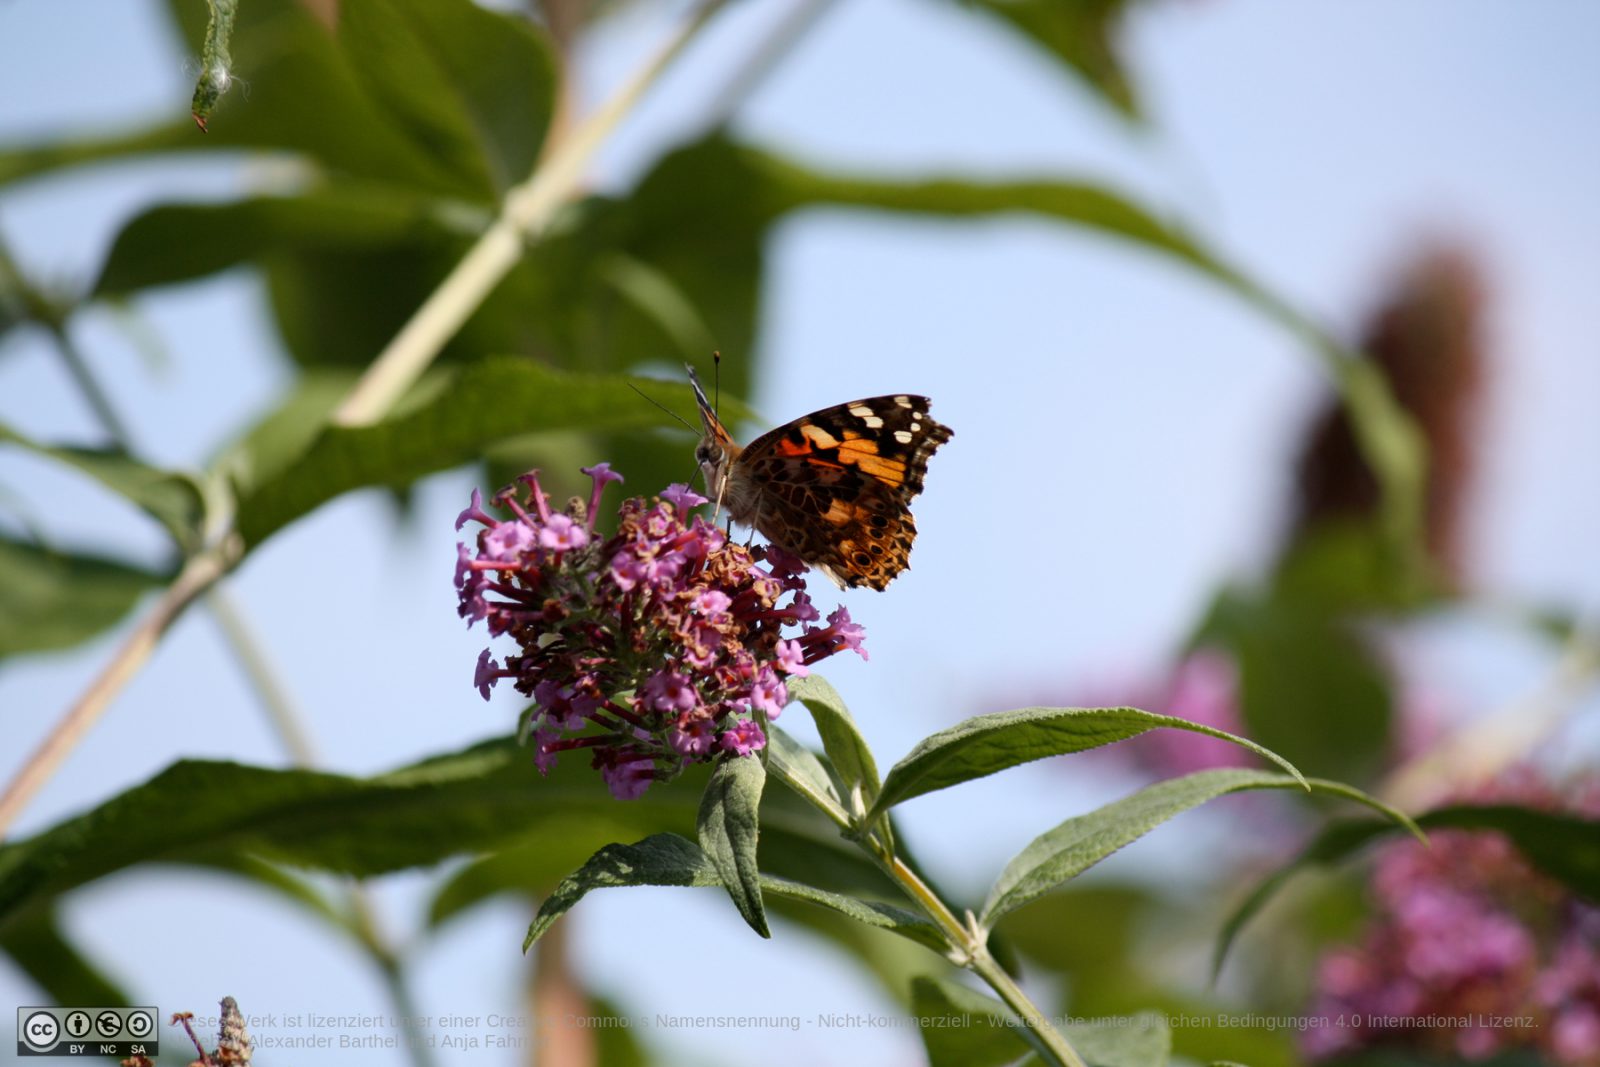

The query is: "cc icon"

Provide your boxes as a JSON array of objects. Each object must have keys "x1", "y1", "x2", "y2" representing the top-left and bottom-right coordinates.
[{"x1": 22, "y1": 1011, "x2": 59, "y2": 1052}]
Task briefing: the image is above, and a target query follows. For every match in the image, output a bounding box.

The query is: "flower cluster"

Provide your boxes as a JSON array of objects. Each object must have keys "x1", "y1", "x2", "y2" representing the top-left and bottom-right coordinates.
[
  {"x1": 1304, "y1": 772, "x2": 1600, "y2": 1066},
  {"x1": 455, "y1": 465, "x2": 867, "y2": 799}
]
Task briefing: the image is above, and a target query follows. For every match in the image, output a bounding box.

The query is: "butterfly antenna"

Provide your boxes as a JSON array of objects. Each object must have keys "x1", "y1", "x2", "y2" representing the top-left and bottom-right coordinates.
[
  {"x1": 712, "y1": 350, "x2": 722, "y2": 419},
  {"x1": 629, "y1": 381, "x2": 697, "y2": 433}
]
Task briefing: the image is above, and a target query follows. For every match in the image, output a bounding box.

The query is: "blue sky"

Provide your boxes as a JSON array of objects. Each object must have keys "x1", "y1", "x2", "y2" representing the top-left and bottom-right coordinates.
[{"x1": 3, "y1": 1, "x2": 1598, "y2": 1064}]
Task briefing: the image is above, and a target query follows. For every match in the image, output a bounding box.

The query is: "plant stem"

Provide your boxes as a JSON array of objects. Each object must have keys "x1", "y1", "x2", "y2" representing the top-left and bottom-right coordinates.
[
  {"x1": 332, "y1": 0, "x2": 727, "y2": 428},
  {"x1": 871, "y1": 845, "x2": 1086, "y2": 1067},
  {"x1": 0, "y1": 538, "x2": 240, "y2": 840}
]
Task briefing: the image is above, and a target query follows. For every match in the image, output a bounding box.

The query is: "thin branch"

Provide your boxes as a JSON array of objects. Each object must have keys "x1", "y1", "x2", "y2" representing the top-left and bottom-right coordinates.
[{"x1": 332, "y1": 0, "x2": 728, "y2": 428}]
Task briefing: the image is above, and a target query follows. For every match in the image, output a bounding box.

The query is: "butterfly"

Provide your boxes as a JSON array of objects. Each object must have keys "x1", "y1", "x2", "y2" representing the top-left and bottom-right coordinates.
[{"x1": 688, "y1": 365, "x2": 953, "y2": 590}]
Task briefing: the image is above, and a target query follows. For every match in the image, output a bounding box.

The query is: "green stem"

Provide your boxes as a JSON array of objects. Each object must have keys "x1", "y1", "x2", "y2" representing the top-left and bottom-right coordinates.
[{"x1": 872, "y1": 848, "x2": 1087, "y2": 1067}]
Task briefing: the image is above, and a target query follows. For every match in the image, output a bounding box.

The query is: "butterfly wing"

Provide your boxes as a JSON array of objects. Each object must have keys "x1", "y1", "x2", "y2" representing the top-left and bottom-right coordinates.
[{"x1": 736, "y1": 395, "x2": 953, "y2": 590}]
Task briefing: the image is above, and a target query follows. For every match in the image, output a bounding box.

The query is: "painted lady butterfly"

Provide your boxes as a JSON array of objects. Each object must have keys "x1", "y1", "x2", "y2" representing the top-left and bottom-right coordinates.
[{"x1": 689, "y1": 366, "x2": 953, "y2": 590}]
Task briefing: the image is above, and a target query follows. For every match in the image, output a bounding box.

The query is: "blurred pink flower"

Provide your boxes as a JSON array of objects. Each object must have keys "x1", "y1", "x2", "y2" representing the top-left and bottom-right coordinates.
[{"x1": 1304, "y1": 772, "x2": 1600, "y2": 1066}]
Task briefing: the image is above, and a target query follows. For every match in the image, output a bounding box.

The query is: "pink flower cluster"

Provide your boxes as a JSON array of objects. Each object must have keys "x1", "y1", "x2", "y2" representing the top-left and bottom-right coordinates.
[
  {"x1": 1305, "y1": 773, "x2": 1600, "y2": 1066},
  {"x1": 455, "y1": 465, "x2": 867, "y2": 799}
]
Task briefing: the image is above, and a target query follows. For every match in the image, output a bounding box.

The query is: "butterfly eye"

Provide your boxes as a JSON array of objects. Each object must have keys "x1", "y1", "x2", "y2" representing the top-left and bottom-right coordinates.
[{"x1": 695, "y1": 443, "x2": 716, "y2": 465}]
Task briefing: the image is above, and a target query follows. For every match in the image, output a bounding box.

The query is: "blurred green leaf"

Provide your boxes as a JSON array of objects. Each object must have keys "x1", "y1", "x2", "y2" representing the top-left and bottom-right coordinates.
[
  {"x1": 1214, "y1": 803, "x2": 1600, "y2": 979},
  {"x1": 93, "y1": 188, "x2": 449, "y2": 297},
  {"x1": 909, "y1": 975, "x2": 1041, "y2": 1067},
  {"x1": 0, "y1": 906, "x2": 130, "y2": 1007},
  {"x1": 166, "y1": 0, "x2": 554, "y2": 198},
  {"x1": 335, "y1": 0, "x2": 556, "y2": 195},
  {"x1": 0, "y1": 736, "x2": 672, "y2": 929},
  {"x1": 869, "y1": 706, "x2": 1304, "y2": 820},
  {"x1": 0, "y1": 536, "x2": 163, "y2": 661},
  {"x1": 1196, "y1": 590, "x2": 1393, "y2": 783},
  {"x1": 0, "y1": 733, "x2": 899, "y2": 936},
  {"x1": 954, "y1": 0, "x2": 1141, "y2": 119},
  {"x1": 1, "y1": 423, "x2": 204, "y2": 551},
  {"x1": 233, "y1": 361, "x2": 712, "y2": 547},
  {"x1": 982, "y1": 770, "x2": 1416, "y2": 925},
  {"x1": 0, "y1": 124, "x2": 194, "y2": 190},
  {"x1": 1060, "y1": 1012, "x2": 1171, "y2": 1067},
  {"x1": 697, "y1": 756, "x2": 770, "y2": 938}
]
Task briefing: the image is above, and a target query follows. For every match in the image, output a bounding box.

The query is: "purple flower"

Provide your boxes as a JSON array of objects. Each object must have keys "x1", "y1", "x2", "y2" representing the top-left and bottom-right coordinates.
[
  {"x1": 580, "y1": 463, "x2": 623, "y2": 531},
  {"x1": 775, "y1": 639, "x2": 809, "y2": 678},
  {"x1": 455, "y1": 488, "x2": 494, "y2": 531},
  {"x1": 641, "y1": 670, "x2": 699, "y2": 714},
  {"x1": 748, "y1": 667, "x2": 787, "y2": 717},
  {"x1": 660, "y1": 482, "x2": 707, "y2": 514},
  {"x1": 537, "y1": 512, "x2": 589, "y2": 551},
  {"x1": 718, "y1": 719, "x2": 767, "y2": 757},
  {"x1": 601, "y1": 756, "x2": 655, "y2": 801},
  {"x1": 455, "y1": 463, "x2": 865, "y2": 799},
  {"x1": 801, "y1": 605, "x2": 869, "y2": 663},
  {"x1": 474, "y1": 650, "x2": 501, "y2": 701},
  {"x1": 668, "y1": 712, "x2": 716, "y2": 757}
]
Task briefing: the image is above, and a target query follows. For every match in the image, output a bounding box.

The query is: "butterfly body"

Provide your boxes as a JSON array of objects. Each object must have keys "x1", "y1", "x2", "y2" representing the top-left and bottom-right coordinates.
[{"x1": 689, "y1": 367, "x2": 952, "y2": 590}]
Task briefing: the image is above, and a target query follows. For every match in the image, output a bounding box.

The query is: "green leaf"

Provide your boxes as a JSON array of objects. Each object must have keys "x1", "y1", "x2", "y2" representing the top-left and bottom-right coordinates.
[
  {"x1": 0, "y1": 536, "x2": 163, "y2": 661},
  {"x1": 869, "y1": 706, "x2": 1304, "y2": 820},
  {"x1": 1060, "y1": 1013, "x2": 1172, "y2": 1067},
  {"x1": 0, "y1": 735, "x2": 894, "y2": 934},
  {"x1": 1214, "y1": 803, "x2": 1600, "y2": 978},
  {"x1": 907, "y1": 975, "x2": 1042, "y2": 1067},
  {"x1": 758, "y1": 874, "x2": 946, "y2": 955},
  {"x1": 336, "y1": 0, "x2": 556, "y2": 195},
  {"x1": 982, "y1": 769, "x2": 1416, "y2": 926},
  {"x1": 0, "y1": 906, "x2": 130, "y2": 1007},
  {"x1": 1, "y1": 423, "x2": 205, "y2": 551},
  {"x1": 0, "y1": 124, "x2": 194, "y2": 190},
  {"x1": 765, "y1": 726, "x2": 847, "y2": 823},
  {"x1": 233, "y1": 361, "x2": 711, "y2": 546},
  {"x1": 524, "y1": 833, "x2": 716, "y2": 949},
  {"x1": 93, "y1": 188, "x2": 449, "y2": 298},
  {"x1": 190, "y1": 0, "x2": 238, "y2": 131},
  {"x1": 697, "y1": 756, "x2": 770, "y2": 938},
  {"x1": 953, "y1": 0, "x2": 1141, "y2": 120},
  {"x1": 522, "y1": 832, "x2": 947, "y2": 955},
  {"x1": 788, "y1": 674, "x2": 881, "y2": 808},
  {"x1": 165, "y1": 0, "x2": 554, "y2": 199},
  {"x1": 0, "y1": 737, "x2": 662, "y2": 928}
]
